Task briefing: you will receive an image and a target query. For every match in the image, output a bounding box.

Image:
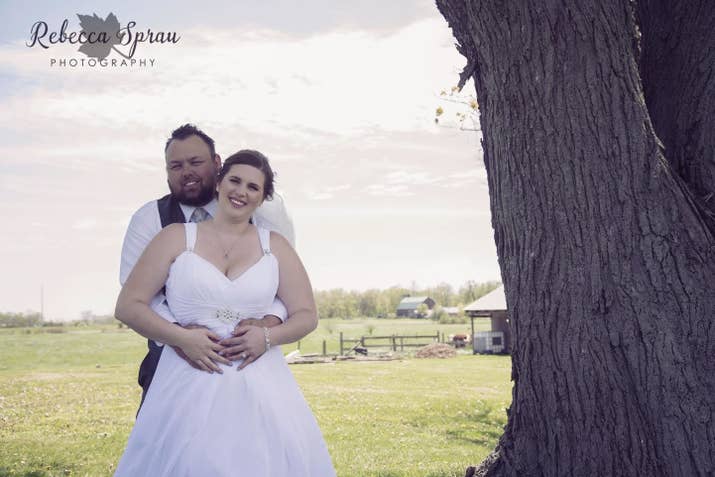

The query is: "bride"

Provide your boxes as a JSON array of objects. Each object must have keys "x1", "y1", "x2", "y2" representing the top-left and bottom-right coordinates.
[{"x1": 114, "y1": 150, "x2": 335, "y2": 476}]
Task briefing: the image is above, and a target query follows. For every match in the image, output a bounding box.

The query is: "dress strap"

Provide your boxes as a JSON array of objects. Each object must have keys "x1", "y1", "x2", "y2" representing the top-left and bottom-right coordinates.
[
  {"x1": 257, "y1": 226, "x2": 271, "y2": 255},
  {"x1": 184, "y1": 223, "x2": 198, "y2": 252}
]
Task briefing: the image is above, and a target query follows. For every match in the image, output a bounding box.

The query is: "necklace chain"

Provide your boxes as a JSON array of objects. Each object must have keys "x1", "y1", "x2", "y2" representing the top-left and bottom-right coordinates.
[{"x1": 213, "y1": 227, "x2": 243, "y2": 260}]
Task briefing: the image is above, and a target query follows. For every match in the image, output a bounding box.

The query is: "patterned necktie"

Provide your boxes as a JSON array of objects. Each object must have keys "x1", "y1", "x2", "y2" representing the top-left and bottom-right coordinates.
[{"x1": 189, "y1": 207, "x2": 210, "y2": 223}]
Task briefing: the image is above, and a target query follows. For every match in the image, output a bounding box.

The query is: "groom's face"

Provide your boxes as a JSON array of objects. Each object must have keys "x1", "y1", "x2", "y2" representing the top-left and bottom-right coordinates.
[{"x1": 165, "y1": 134, "x2": 221, "y2": 206}]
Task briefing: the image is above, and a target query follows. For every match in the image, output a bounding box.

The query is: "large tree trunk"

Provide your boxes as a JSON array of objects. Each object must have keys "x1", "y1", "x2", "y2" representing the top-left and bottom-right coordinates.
[
  {"x1": 436, "y1": 1, "x2": 715, "y2": 475},
  {"x1": 637, "y1": 0, "x2": 715, "y2": 232}
]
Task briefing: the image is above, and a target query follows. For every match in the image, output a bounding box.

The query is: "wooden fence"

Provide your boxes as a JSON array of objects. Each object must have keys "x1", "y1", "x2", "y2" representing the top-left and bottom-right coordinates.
[{"x1": 338, "y1": 331, "x2": 441, "y2": 355}]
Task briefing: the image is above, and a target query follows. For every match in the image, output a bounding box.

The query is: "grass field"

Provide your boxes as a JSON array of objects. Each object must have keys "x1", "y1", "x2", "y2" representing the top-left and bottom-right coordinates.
[{"x1": 0, "y1": 321, "x2": 511, "y2": 477}]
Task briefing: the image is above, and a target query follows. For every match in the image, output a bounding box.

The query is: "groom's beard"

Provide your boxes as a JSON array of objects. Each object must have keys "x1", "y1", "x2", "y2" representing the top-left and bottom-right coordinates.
[{"x1": 169, "y1": 180, "x2": 216, "y2": 207}]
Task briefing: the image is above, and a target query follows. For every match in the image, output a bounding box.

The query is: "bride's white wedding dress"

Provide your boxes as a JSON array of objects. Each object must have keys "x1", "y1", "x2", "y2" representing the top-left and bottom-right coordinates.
[{"x1": 115, "y1": 223, "x2": 335, "y2": 476}]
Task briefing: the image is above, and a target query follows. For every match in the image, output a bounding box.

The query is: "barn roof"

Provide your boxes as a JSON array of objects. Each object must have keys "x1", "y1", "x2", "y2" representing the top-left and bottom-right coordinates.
[
  {"x1": 396, "y1": 296, "x2": 433, "y2": 310},
  {"x1": 463, "y1": 285, "x2": 506, "y2": 312}
]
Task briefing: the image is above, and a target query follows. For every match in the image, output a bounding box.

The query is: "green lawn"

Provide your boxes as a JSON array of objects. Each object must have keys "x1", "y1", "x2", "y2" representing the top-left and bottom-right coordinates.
[{"x1": 0, "y1": 322, "x2": 510, "y2": 477}]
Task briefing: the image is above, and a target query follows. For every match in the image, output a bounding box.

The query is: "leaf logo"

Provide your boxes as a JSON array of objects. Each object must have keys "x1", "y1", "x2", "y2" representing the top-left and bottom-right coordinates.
[
  {"x1": 26, "y1": 13, "x2": 180, "y2": 64},
  {"x1": 76, "y1": 13, "x2": 124, "y2": 60}
]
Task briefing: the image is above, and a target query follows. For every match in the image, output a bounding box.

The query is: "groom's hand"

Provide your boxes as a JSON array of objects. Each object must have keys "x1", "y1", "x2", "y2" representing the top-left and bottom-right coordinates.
[{"x1": 171, "y1": 324, "x2": 223, "y2": 371}]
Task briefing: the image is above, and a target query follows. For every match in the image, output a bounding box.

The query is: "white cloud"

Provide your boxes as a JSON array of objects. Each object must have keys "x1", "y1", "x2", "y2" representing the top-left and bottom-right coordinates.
[
  {"x1": 445, "y1": 168, "x2": 488, "y2": 187},
  {"x1": 0, "y1": 17, "x2": 465, "y2": 141},
  {"x1": 303, "y1": 183, "x2": 353, "y2": 201},
  {"x1": 365, "y1": 184, "x2": 414, "y2": 197},
  {"x1": 449, "y1": 169, "x2": 486, "y2": 180},
  {"x1": 385, "y1": 170, "x2": 444, "y2": 186},
  {"x1": 308, "y1": 192, "x2": 333, "y2": 201},
  {"x1": 72, "y1": 218, "x2": 98, "y2": 230},
  {"x1": 325, "y1": 184, "x2": 351, "y2": 192}
]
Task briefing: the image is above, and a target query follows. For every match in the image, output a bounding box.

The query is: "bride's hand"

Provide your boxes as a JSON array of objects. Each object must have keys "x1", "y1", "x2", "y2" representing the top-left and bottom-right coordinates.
[
  {"x1": 219, "y1": 325, "x2": 267, "y2": 370},
  {"x1": 176, "y1": 328, "x2": 232, "y2": 374}
]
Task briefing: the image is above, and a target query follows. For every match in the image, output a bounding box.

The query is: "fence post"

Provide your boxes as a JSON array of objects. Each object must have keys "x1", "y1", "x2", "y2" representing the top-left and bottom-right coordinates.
[
  {"x1": 400, "y1": 336, "x2": 404, "y2": 351},
  {"x1": 470, "y1": 316, "x2": 475, "y2": 346},
  {"x1": 340, "y1": 332, "x2": 343, "y2": 356},
  {"x1": 392, "y1": 334, "x2": 396, "y2": 351},
  {"x1": 322, "y1": 340, "x2": 326, "y2": 356}
]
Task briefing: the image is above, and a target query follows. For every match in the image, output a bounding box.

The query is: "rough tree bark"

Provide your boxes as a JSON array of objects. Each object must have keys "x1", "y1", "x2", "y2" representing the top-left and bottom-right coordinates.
[
  {"x1": 637, "y1": 0, "x2": 715, "y2": 231},
  {"x1": 435, "y1": 1, "x2": 715, "y2": 476}
]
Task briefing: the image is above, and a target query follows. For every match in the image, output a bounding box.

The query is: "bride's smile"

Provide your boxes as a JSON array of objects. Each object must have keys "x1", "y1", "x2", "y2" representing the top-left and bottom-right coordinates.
[{"x1": 216, "y1": 164, "x2": 266, "y2": 220}]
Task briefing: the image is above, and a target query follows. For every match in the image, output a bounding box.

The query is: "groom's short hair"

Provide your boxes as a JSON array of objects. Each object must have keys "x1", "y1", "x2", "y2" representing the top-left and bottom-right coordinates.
[{"x1": 164, "y1": 124, "x2": 216, "y2": 158}]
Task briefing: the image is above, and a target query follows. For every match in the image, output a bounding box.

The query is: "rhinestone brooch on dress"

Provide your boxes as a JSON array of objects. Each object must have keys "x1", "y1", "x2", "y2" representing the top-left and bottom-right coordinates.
[{"x1": 214, "y1": 308, "x2": 241, "y2": 323}]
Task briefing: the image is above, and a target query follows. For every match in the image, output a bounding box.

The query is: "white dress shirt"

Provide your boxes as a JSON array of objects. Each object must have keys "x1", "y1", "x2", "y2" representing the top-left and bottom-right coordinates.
[{"x1": 120, "y1": 195, "x2": 295, "y2": 340}]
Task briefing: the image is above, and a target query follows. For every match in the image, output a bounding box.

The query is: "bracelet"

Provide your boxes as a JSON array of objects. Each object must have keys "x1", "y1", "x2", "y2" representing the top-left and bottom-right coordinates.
[{"x1": 263, "y1": 327, "x2": 271, "y2": 352}]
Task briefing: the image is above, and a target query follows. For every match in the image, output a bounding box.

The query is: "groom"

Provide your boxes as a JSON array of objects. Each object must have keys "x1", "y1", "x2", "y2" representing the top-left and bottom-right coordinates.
[{"x1": 120, "y1": 123, "x2": 292, "y2": 406}]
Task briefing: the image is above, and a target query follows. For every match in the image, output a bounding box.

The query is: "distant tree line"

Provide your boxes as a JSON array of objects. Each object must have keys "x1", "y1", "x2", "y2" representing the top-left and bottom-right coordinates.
[
  {"x1": 1, "y1": 281, "x2": 501, "y2": 326},
  {"x1": 314, "y1": 280, "x2": 501, "y2": 319},
  {"x1": 0, "y1": 311, "x2": 43, "y2": 328},
  {"x1": 0, "y1": 310, "x2": 117, "y2": 328}
]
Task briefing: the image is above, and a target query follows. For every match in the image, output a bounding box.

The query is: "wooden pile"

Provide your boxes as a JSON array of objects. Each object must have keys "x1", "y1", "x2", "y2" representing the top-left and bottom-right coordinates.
[
  {"x1": 414, "y1": 343, "x2": 457, "y2": 359},
  {"x1": 285, "y1": 352, "x2": 400, "y2": 364}
]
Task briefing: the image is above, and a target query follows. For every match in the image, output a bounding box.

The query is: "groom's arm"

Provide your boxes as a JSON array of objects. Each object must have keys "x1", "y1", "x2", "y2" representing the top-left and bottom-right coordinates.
[
  {"x1": 264, "y1": 297, "x2": 288, "y2": 322},
  {"x1": 121, "y1": 205, "x2": 209, "y2": 370},
  {"x1": 120, "y1": 202, "x2": 177, "y2": 328},
  {"x1": 228, "y1": 286, "x2": 288, "y2": 332}
]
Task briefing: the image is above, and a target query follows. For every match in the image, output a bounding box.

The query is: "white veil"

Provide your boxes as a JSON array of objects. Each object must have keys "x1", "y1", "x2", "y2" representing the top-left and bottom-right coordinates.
[{"x1": 251, "y1": 191, "x2": 296, "y2": 248}]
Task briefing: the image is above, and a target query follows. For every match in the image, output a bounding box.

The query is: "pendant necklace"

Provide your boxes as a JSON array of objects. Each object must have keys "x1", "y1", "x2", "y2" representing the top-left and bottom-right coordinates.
[{"x1": 214, "y1": 227, "x2": 242, "y2": 260}]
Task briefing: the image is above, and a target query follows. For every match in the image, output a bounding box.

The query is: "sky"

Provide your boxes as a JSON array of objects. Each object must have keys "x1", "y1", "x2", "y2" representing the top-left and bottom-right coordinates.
[{"x1": 0, "y1": 1, "x2": 500, "y2": 320}]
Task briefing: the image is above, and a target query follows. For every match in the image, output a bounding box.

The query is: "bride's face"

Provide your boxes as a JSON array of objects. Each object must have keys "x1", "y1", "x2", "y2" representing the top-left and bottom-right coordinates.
[{"x1": 217, "y1": 164, "x2": 266, "y2": 218}]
